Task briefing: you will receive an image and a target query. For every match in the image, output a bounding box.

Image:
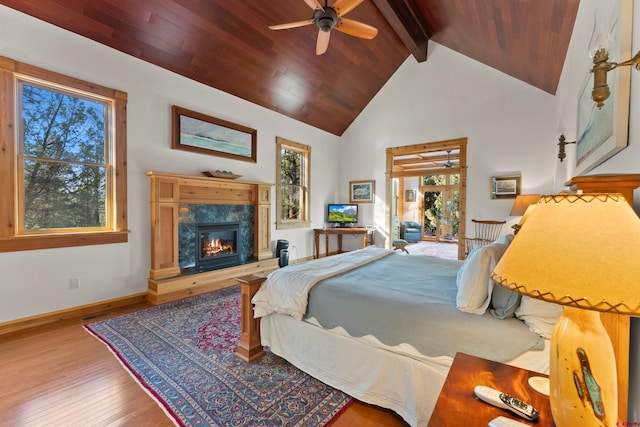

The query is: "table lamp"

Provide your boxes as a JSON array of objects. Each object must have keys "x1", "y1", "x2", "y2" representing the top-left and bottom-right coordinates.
[
  {"x1": 492, "y1": 193, "x2": 640, "y2": 427},
  {"x1": 509, "y1": 194, "x2": 540, "y2": 234},
  {"x1": 509, "y1": 194, "x2": 541, "y2": 216}
]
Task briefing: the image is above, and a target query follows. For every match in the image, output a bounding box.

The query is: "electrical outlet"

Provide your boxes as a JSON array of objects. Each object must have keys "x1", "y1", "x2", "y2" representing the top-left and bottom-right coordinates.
[{"x1": 69, "y1": 278, "x2": 80, "y2": 289}]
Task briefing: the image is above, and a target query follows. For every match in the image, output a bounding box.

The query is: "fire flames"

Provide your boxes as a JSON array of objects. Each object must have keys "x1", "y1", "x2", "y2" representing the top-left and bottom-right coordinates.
[{"x1": 202, "y1": 237, "x2": 235, "y2": 258}]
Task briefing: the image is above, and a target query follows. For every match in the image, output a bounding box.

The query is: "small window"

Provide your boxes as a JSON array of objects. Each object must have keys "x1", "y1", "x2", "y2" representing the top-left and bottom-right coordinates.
[
  {"x1": 423, "y1": 174, "x2": 459, "y2": 186},
  {"x1": 276, "y1": 137, "x2": 310, "y2": 229},
  {"x1": 0, "y1": 56, "x2": 128, "y2": 252}
]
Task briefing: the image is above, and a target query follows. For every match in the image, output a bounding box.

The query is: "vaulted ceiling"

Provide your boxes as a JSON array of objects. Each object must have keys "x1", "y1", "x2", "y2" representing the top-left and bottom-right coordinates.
[{"x1": 0, "y1": 0, "x2": 580, "y2": 136}]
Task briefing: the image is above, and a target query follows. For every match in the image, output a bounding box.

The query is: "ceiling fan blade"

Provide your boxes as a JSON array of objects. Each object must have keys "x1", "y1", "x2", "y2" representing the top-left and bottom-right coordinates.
[
  {"x1": 316, "y1": 29, "x2": 330, "y2": 55},
  {"x1": 335, "y1": 18, "x2": 378, "y2": 39},
  {"x1": 269, "y1": 19, "x2": 314, "y2": 30},
  {"x1": 303, "y1": 0, "x2": 325, "y2": 11},
  {"x1": 332, "y1": 0, "x2": 364, "y2": 17}
]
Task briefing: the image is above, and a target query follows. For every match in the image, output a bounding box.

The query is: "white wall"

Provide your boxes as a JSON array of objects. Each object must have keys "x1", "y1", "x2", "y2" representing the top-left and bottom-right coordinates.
[
  {"x1": 553, "y1": 0, "x2": 640, "y2": 420},
  {"x1": 554, "y1": 1, "x2": 640, "y2": 200},
  {"x1": 340, "y1": 42, "x2": 558, "y2": 245},
  {"x1": 0, "y1": 6, "x2": 341, "y2": 322}
]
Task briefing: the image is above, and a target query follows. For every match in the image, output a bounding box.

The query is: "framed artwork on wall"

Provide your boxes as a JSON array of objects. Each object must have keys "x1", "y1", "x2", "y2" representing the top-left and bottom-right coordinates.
[
  {"x1": 575, "y1": 0, "x2": 632, "y2": 175},
  {"x1": 491, "y1": 175, "x2": 521, "y2": 199},
  {"x1": 350, "y1": 180, "x2": 375, "y2": 203},
  {"x1": 405, "y1": 190, "x2": 416, "y2": 202},
  {"x1": 171, "y1": 105, "x2": 257, "y2": 163}
]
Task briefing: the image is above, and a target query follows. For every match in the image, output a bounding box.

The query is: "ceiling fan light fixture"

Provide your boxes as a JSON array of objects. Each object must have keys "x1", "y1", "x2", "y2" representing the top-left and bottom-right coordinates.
[
  {"x1": 314, "y1": 8, "x2": 338, "y2": 32},
  {"x1": 269, "y1": 0, "x2": 377, "y2": 55},
  {"x1": 443, "y1": 150, "x2": 454, "y2": 168}
]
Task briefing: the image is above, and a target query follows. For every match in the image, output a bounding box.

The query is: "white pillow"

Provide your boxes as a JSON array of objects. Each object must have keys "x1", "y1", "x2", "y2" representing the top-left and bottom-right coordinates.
[
  {"x1": 515, "y1": 296, "x2": 563, "y2": 339},
  {"x1": 493, "y1": 234, "x2": 514, "y2": 246},
  {"x1": 456, "y1": 242, "x2": 508, "y2": 314}
]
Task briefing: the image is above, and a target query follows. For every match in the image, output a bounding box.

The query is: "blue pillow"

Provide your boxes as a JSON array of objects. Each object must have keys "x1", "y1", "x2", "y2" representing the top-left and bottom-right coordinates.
[{"x1": 490, "y1": 285, "x2": 521, "y2": 319}]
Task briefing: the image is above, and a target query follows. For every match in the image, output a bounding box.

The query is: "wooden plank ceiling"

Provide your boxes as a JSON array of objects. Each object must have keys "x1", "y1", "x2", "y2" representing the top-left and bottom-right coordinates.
[{"x1": 0, "y1": 0, "x2": 579, "y2": 136}]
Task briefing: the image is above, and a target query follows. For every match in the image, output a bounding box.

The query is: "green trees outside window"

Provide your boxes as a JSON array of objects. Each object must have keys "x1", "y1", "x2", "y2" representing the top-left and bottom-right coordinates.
[
  {"x1": 20, "y1": 83, "x2": 109, "y2": 231},
  {"x1": 0, "y1": 55, "x2": 127, "y2": 252},
  {"x1": 422, "y1": 174, "x2": 460, "y2": 239},
  {"x1": 276, "y1": 137, "x2": 310, "y2": 229}
]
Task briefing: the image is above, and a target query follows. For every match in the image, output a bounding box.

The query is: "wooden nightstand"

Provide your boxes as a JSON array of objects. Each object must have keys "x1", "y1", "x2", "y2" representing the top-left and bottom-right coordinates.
[{"x1": 428, "y1": 352, "x2": 553, "y2": 426}]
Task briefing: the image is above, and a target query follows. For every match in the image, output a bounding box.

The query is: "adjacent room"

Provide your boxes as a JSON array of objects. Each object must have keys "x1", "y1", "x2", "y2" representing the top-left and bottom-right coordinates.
[{"x1": 1, "y1": 0, "x2": 639, "y2": 426}]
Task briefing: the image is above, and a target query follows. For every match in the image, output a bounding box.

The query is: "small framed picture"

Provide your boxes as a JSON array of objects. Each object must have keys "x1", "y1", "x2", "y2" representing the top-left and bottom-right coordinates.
[
  {"x1": 405, "y1": 189, "x2": 416, "y2": 202},
  {"x1": 491, "y1": 175, "x2": 521, "y2": 199},
  {"x1": 349, "y1": 180, "x2": 375, "y2": 203}
]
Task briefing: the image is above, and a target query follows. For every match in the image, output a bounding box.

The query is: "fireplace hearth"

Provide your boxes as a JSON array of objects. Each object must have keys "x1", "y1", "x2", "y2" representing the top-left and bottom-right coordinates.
[{"x1": 196, "y1": 222, "x2": 239, "y2": 271}]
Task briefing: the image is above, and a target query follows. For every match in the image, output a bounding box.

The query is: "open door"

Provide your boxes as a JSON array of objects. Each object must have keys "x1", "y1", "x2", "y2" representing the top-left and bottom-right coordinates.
[
  {"x1": 422, "y1": 173, "x2": 460, "y2": 242},
  {"x1": 385, "y1": 138, "x2": 467, "y2": 259}
]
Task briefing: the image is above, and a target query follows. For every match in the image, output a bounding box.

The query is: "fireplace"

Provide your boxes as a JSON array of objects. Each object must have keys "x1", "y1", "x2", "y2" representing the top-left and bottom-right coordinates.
[
  {"x1": 195, "y1": 222, "x2": 240, "y2": 271},
  {"x1": 147, "y1": 172, "x2": 275, "y2": 304}
]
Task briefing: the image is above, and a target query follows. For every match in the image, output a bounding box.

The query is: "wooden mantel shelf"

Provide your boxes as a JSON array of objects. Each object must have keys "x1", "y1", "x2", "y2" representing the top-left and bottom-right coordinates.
[
  {"x1": 146, "y1": 171, "x2": 277, "y2": 304},
  {"x1": 146, "y1": 171, "x2": 274, "y2": 186}
]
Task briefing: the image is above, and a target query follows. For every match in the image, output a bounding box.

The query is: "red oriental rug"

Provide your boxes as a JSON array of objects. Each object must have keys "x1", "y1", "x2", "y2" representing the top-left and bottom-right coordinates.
[{"x1": 85, "y1": 285, "x2": 351, "y2": 426}]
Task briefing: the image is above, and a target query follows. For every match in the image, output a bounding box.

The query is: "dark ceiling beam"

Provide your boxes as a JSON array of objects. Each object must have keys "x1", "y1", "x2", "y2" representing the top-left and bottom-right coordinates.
[{"x1": 372, "y1": 0, "x2": 430, "y2": 62}]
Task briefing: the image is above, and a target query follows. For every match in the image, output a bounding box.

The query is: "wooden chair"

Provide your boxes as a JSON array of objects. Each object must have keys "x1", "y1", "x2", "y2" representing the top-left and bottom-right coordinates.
[{"x1": 463, "y1": 219, "x2": 506, "y2": 258}]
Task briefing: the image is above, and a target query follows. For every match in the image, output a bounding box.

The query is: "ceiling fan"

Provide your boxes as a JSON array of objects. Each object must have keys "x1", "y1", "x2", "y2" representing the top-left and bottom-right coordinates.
[
  {"x1": 443, "y1": 151, "x2": 454, "y2": 168},
  {"x1": 269, "y1": 0, "x2": 378, "y2": 55}
]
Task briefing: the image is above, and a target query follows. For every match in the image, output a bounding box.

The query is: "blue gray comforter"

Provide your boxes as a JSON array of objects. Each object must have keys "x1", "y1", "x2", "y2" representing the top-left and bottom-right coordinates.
[{"x1": 305, "y1": 252, "x2": 545, "y2": 362}]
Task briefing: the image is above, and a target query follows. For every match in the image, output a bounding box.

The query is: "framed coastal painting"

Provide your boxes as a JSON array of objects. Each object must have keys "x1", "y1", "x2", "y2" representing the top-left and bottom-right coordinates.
[
  {"x1": 349, "y1": 180, "x2": 375, "y2": 203},
  {"x1": 172, "y1": 105, "x2": 257, "y2": 163},
  {"x1": 491, "y1": 175, "x2": 521, "y2": 199},
  {"x1": 575, "y1": 0, "x2": 632, "y2": 175}
]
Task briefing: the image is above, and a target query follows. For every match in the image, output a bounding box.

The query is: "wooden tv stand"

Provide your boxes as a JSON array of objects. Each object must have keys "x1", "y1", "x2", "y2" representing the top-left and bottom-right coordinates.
[{"x1": 313, "y1": 227, "x2": 372, "y2": 259}]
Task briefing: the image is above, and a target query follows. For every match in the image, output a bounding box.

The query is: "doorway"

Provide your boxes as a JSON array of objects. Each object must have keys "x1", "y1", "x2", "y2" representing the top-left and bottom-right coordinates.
[
  {"x1": 422, "y1": 174, "x2": 460, "y2": 242},
  {"x1": 385, "y1": 138, "x2": 467, "y2": 260}
]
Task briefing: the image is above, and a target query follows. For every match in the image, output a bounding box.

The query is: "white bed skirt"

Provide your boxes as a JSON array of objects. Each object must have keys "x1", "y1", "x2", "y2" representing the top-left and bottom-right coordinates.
[{"x1": 260, "y1": 313, "x2": 549, "y2": 427}]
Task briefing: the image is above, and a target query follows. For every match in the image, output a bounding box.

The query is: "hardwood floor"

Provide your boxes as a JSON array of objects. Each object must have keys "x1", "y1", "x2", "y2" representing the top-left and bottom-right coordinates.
[{"x1": 0, "y1": 303, "x2": 408, "y2": 427}]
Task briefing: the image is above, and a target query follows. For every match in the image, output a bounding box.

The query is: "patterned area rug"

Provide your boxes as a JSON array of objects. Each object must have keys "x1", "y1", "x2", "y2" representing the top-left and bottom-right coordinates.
[
  {"x1": 406, "y1": 241, "x2": 459, "y2": 260},
  {"x1": 85, "y1": 286, "x2": 352, "y2": 426}
]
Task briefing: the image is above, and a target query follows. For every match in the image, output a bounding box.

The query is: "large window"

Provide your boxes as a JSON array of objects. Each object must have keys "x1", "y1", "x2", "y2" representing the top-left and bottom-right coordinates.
[
  {"x1": 276, "y1": 137, "x2": 310, "y2": 229},
  {"x1": 0, "y1": 56, "x2": 128, "y2": 252}
]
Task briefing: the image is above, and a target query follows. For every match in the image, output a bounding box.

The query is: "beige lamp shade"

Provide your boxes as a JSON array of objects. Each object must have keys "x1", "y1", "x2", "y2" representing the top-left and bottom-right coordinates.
[
  {"x1": 492, "y1": 193, "x2": 640, "y2": 315},
  {"x1": 509, "y1": 194, "x2": 540, "y2": 216}
]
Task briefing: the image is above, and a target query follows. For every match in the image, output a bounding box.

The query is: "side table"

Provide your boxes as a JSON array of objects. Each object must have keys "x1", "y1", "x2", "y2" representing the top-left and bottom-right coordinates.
[{"x1": 428, "y1": 352, "x2": 553, "y2": 426}]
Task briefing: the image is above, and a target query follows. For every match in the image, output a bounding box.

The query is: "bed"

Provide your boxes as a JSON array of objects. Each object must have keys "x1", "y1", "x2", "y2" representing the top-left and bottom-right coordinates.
[{"x1": 249, "y1": 240, "x2": 558, "y2": 426}]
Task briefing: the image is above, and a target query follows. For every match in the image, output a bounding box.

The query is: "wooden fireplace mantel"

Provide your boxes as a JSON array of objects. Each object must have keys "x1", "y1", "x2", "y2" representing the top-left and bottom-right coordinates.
[{"x1": 146, "y1": 171, "x2": 278, "y2": 304}]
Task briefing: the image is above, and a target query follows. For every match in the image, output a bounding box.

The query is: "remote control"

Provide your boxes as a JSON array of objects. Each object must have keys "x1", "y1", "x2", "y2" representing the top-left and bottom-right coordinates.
[
  {"x1": 474, "y1": 385, "x2": 539, "y2": 421},
  {"x1": 488, "y1": 416, "x2": 532, "y2": 427}
]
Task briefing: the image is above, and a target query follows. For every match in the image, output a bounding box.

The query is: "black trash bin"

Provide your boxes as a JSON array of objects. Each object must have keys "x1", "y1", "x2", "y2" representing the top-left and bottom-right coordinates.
[{"x1": 276, "y1": 239, "x2": 289, "y2": 267}]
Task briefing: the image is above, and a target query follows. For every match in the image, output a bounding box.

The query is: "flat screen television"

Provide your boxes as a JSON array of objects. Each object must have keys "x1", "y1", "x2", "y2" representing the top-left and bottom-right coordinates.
[{"x1": 327, "y1": 203, "x2": 358, "y2": 227}]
